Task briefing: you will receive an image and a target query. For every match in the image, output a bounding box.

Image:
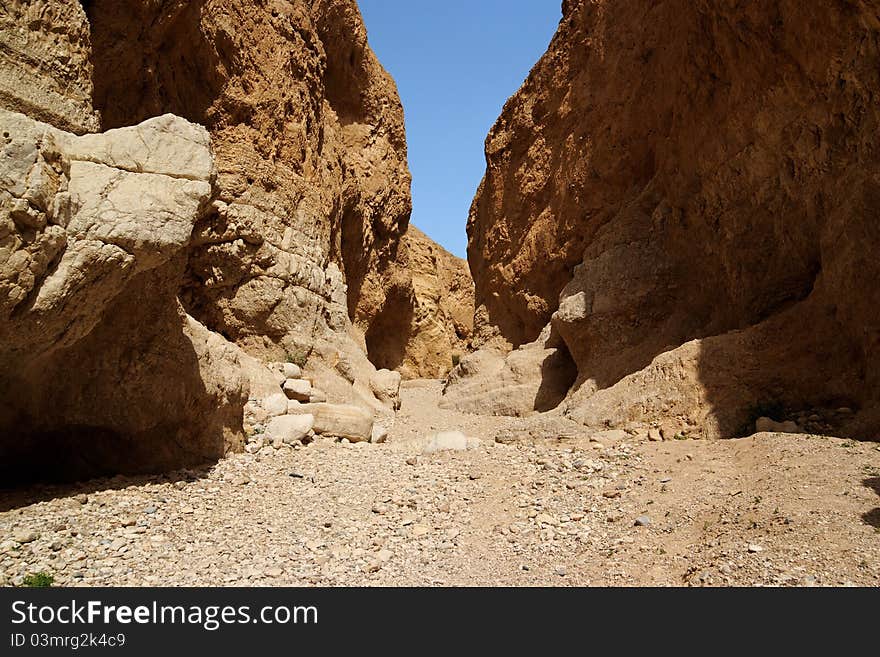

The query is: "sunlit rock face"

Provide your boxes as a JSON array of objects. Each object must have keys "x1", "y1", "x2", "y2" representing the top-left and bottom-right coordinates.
[{"x1": 456, "y1": 0, "x2": 880, "y2": 438}]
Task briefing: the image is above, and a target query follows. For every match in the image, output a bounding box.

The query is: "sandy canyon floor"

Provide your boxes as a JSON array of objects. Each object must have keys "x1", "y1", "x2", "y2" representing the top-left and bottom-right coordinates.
[{"x1": 1, "y1": 381, "x2": 879, "y2": 587}]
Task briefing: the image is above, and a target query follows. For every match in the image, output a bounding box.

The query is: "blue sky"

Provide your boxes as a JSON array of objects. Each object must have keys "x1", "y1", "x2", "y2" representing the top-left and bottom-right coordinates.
[{"x1": 358, "y1": 1, "x2": 562, "y2": 258}]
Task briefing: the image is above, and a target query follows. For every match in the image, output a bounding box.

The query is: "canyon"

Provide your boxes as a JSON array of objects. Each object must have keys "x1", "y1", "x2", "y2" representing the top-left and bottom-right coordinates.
[{"x1": 0, "y1": 0, "x2": 878, "y2": 586}]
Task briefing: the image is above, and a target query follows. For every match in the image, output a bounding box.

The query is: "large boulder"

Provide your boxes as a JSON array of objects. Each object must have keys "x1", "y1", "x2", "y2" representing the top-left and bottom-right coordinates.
[
  {"x1": 0, "y1": 108, "x2": 247, "y2": 482},
  {"x1": 289, "y1": 403, "x2": 373, "y2": 443},
  {"x1": 370, "y1": 369, "x2": 402, "y2": 410},
  {"x1": 441, "y1": 325, "x2": 577, "y2": 416}
]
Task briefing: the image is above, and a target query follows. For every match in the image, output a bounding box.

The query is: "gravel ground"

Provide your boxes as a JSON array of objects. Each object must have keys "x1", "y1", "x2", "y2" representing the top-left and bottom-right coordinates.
[{"x1": 2, "y1": 381, "x2": 879, "y2": 587}]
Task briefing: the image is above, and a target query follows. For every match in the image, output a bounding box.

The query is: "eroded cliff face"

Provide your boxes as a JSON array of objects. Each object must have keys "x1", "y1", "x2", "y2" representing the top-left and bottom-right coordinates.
[
  {"x1": 391, "y1": 226, "x2": 473, "y2": 379},
  {"x1": 85, "y1": 0, "x2": 413, "y2": 369},
  {"x1": 456, "y1": 0, "x2": 880, "y2": 438},
  {"x1": 0, "y1": 0, "x2": 99, "y2": 134},
  {"x1": 0, "y1": 0, "x2": 431, "y2": 482}
]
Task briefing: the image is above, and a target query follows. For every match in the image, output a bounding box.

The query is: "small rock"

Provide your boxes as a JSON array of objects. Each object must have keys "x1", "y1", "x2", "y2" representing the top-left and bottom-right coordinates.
[
  {"x1": 748, "y1": 544, "x2": 764, "y2": 553},
  {"x1": 592, "y1": 429, "x2": 629, "y2": 443},
  {"x1": 647, "y1": 428, "x2": 663, "y2": 442},
  {"x1": 309, "y1": 389, "x2": 327, "y2": 403},
  {"x1": 405, "y1": 456, "x2": 419, "y2": 466},
  {"x1": 755, "y1": 417, "x2": 800, "y2": 434},
  {"x1": 283, "y1": 378, "x2": 312, "y2": 402},
  {"x1": 634, "y1": 515, "x2": 651, "y2": 527},
  {"x1": 411, "y1": 524, "x2": 431, "y2": 538},
  {"x1": 371, "y1": 425, "x2": 389, "y2": 444},
  {"x1": 283, "y1": 362, "x2": 302, "y2": 379},
  {"x1": 14, "y1": 530, "x2": 38, "y2": 544},
  {"x1": 422, "y1": 431, "x2": 480, "y2": 454},
  {"x1": 74, "y1": 494, "x2": 89, "y2": 505}
]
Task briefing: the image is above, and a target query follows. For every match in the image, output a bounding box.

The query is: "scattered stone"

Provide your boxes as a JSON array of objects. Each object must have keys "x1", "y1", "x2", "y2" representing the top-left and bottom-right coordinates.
[
  {"x1": 266, "y1": 414, "x2": 315, "y2": 445},
  {"x1": 592, "y1": 429, "x2": 629, "y2": 443},
  {"x1": 283, "y1": 378, "x2": 312, "y2": 402},
  {"x1": 283, "y1": 363, "x2": 302, "y2": 379},
  {"x1": 405, "y1": 456, "x2": 419, "y2": 466},
  {"x1": 422, "y1": 431, "x2": 479, "y2": 454},
  {"x1": 634, "y1": 515, "x2": 651, "y2": 527},
  {"x1": 263, "y1": 393, "x2": 289, "y2": 418},
  {"x1": 370, "y1": 369, "x2": 402, "y2": 410},
  {"x1": 14, "y1": 530, "x2": 37, "y2": 544},
  {"x1": 74, "y1": 494, "x2": 89, "y2": 505},
  {"x1": 371, "y1": 425, "x2": 389, "y2": 444},
  {"x1": 411, "y1": 524, "x2": 431, "y2": 538},
  {"x1": 648, "y1": 428, "x2": 663, "y2": 442},
  {"x1": 309, "y1": 389, "x2": 327, "y2": 403},
  {"x1": 748, "y1": 544, "x2": 764, "y2": 553}
]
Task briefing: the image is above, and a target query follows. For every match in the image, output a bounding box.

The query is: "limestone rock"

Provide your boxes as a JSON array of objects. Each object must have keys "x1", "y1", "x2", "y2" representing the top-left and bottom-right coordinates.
[
  {"x1": 283, "y1": 379, "x2": 312, "y2": 402},
  {"x1": 755, "y1": 417, "x2": 800, "y2": 435},
  {"x1": 441, "y1": 325, "x2": 576, "y2": 416},
  {"x1": 262, "y1": 393, "x2": 290, "y2": 418},
  {"x1": 86, "y1": 0, "x2": 415, "y2": 374},
  {"x1": 283, "y1": 363, "x2": 303, "y2": 380},
  {"x1": 370, "y1": 369, "x2": 402, "y2": 411},
  {"x1": 266, "y1": 414, "x2": 314, "y2": 445},
  {"x1": 309, "y1": 389, "x2": 328, "y2": 404},
  {"x1": 422, "y1": 431, "x2": 480, "y2": 454},
  {"x1": 370, "y1": 425, "x2": 389, "y2": 444},
  {"x1": 307, "y1": 403, "x2": 374, "y2": 443},
  {"x1": 0, "y1": 109, "x2": 247, "y2": 482}
]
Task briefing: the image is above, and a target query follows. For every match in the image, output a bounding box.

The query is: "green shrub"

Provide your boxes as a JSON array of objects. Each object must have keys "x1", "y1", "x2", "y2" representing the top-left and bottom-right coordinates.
[{"x1": 22, "y1": 572, "x2": 54, "y2": 588}]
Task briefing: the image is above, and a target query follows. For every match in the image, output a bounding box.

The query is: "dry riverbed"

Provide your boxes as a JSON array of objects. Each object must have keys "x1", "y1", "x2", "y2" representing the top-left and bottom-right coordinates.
[{"x1": 2, "y1": 382, "x2": 879, "y2": 587}]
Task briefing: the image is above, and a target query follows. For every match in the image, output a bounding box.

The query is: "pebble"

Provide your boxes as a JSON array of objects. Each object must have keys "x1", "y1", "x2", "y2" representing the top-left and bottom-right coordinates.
[
  {"x1": 748, "y1": 544, "x2": 764, "y2": 553},
  {"x1": 634, "y1": 516, "x2": 651, "y2": 527},
  {"x1": 14, "y1": 530, "x2": 37, "y2": 544}
]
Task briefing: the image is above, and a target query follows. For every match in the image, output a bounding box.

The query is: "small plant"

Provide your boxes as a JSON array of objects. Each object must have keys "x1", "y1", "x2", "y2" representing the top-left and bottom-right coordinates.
[
  {"x1": 286, "y1": 347, "x2": 308, "y2": 368},
  {"x1": 22, "y1": 572, "x2": 54, "y2": 588},
  {"x1": 252, "y1": 426, "x2": 265, "y2": 436},
  {"x1": 451, "y1": 353, "x2": 461, "y2": 368}
]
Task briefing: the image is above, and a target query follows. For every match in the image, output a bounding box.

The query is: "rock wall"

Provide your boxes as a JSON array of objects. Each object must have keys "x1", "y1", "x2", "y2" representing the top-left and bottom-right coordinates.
[
  {"x1": 0, "y1": 0, "x2": 100, "y2": 134},
  {"x1": 389, "y1": 225, "x2": 473, "y2": 379},
  {"x1": 455, "y1": 0, "x2": 880, "y2": 438},
  {"x1": 86, "y1": 0, "x2": 414, "y2": 370},
  {"x1": 0, "y1": 108, "x2": 247, "y2": 483}
]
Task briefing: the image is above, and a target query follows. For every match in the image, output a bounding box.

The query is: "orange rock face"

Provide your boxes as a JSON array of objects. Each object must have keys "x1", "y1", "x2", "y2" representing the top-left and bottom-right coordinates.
[
  {"x1": 390, "y1": 226, "x2": 473, "y2": 379},
  {"x1": 462, "y1": 0, "x2": 880, "y2": 437},
  {"x1": 87, "y1": 0, "x2": 413, "y2": 364}
]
